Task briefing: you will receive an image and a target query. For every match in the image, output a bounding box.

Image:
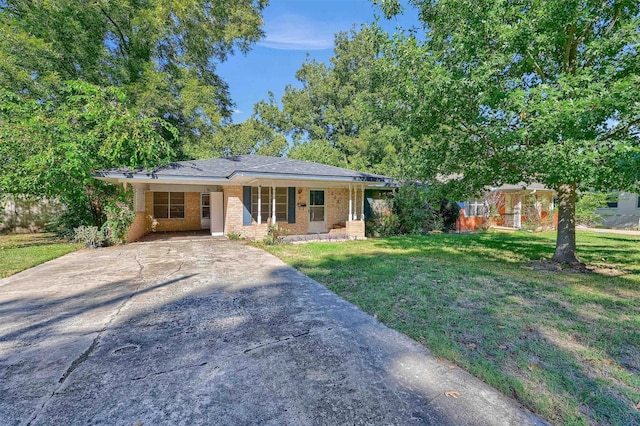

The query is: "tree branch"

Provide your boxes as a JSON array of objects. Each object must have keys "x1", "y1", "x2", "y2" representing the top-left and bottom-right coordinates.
[
  {"x1": 99, "y1": 6, "x2": 129, "y2": 56},
  {"x1": 600, "y1": 117, "x2": 640, "y2": 141}
]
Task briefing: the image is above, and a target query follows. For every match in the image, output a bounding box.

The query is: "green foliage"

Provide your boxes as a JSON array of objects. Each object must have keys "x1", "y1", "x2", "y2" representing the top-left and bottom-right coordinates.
[
  {"x1": 393, "y1": 184, "x2": 437, "y2": 235},
  {"x1": 366, "y1": 185, "x2": 459, "y2": 236},
  {"x1": 0, "y1": 82, "x2": 177, "y2": 234},
  {"x1": 187, "y1": 118, "x2": 288, "y2": 159},
  {"x1": 0, "y1": 0, "x2": 268, "y2": 232},
  {"x1": 253, "y1": 26, "x2": 408, "y2": 175},
  {"x1": 369, "y1": 0, "x2": 640, "y2": 261},
  {"x1": 73, "y1": 225, "x2": 105, "y2": 248},
  {"x1": 575, "y1": 192, "x2": 608, "y2": 227},
  {"x1": 226, "y1": 232, "x2": 243, "y2": 241},
  {"x1": 0, "y1": 0, "x2": 268, "y2": 148},
  {"x1": 101, "y1": 191, "x2": 136, "y2": 245}
]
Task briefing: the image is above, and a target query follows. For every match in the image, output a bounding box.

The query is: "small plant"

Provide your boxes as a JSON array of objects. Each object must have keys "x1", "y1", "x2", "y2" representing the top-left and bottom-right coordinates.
[
  {"x1": 227, "y1": 232, "x2": 243, "y2": 241},
  {"x1": 263, "y1": 223, "x2": 288, "y2": 245},
  {"x1": 73, "y1": 225, "x2": 105, "y2": 248}
]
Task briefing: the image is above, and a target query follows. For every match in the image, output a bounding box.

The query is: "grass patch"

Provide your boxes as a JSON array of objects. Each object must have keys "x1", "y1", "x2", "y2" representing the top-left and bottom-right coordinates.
[
  {"x1": 267, "y1": 230, "x2": 640, "y2": 426},
  {"x1": 0, "y1": 233, "x2": 82, "y2": 278}
]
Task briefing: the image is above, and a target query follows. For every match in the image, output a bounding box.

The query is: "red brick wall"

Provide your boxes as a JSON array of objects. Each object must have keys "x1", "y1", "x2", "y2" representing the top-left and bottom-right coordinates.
[{"x1": 457, "y1": 209, "x2": 486, "y2": 231}]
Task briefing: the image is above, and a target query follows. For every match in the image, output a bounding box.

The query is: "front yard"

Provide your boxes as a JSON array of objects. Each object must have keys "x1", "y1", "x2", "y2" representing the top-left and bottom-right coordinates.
[
  {"x1": 0, "y1": 233, "x2": 82, "y2": 278},
  {"x1": 267, "y1": 231, "x2": 640, "y2": 426}
]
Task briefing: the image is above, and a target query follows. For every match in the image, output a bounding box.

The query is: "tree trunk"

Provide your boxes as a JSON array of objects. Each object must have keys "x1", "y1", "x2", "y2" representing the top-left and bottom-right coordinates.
[{"x1": 551, "y1": 183, "x2": 580, "y2": 264}]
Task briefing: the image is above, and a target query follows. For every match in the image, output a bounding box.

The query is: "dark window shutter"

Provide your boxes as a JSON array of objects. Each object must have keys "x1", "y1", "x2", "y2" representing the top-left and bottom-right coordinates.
[
  {"x1": 364, "y1": 189, "x2": 372, "y2": 219},
  {"x1": 288, "y1": 187, "x2": 296, "y2": 223},
  {"x1": 243, "y1": 186, "x2": 252, "y2": 225}
]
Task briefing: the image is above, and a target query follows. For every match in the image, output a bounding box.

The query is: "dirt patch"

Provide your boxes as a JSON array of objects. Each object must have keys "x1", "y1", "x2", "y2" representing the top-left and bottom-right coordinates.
[{"x1": 523, "y1": 260, "x2": 627, "y2": 276}]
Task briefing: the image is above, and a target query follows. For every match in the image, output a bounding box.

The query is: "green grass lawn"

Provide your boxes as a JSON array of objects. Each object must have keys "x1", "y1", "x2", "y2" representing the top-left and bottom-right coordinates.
[
  {"x1": 266, "y1": 230, "x2": 640, "y2": 426},
  {"x1": 0, "y1": 233, "x2": 82, "y2": 278}
]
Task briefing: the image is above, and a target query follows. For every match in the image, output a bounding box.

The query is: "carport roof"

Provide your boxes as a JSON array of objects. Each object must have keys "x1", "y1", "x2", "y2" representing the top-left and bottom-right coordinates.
[{"x1": 92, "y1": 155, "x2": 395, "y2": 185}]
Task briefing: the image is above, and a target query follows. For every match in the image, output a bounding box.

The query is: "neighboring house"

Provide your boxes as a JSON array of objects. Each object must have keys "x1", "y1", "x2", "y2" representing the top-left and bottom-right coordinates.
[
  {"x1": 596, "y1": 192, "x2": 640, "y2": 229},
  {"x1": 457, "y1": 183, "x2": 556, "y2": 231},
  {"x1": 93, "y1": 155, "x2": 394, "y2": 241}
]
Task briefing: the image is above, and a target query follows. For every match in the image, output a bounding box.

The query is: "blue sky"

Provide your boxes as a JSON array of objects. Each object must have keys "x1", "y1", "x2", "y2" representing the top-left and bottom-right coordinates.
[{"x1": 217, "y1": 0, "x2": 417, "y2": 123}]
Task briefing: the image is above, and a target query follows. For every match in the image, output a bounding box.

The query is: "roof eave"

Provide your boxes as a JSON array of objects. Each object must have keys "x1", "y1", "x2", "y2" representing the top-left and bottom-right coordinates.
[{"x1": 91, "y1": 171, "x2": 393, "y2": 185}]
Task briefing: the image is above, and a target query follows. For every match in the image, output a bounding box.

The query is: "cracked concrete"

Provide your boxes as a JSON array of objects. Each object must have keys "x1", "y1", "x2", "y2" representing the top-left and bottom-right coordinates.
[{"x1": 0, "y1": 239, "x2": 548, "y2": 425}]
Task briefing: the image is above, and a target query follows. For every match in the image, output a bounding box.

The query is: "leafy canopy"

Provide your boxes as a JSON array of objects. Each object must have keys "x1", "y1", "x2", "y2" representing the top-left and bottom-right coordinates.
[{"x1": 369, "y1": 0, "x2": 640, "y2": 262}]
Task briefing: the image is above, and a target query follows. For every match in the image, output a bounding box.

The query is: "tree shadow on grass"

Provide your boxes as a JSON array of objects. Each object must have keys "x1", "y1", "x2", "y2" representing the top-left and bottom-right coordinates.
[{"x1": 286, "y1": 242, "x2": 640, "y2": 425}]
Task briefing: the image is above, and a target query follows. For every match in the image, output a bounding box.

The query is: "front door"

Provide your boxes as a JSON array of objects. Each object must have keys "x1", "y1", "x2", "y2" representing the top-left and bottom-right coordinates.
[
  {"x1": 210, "y1": 192, "x2": 224, "y2": 236},
  {"x1": 308, "y1": 189, "x2": 326, "y2": 233},
  {"x1": 201, "y1": 193, "x2": 210, "y2": 229}
]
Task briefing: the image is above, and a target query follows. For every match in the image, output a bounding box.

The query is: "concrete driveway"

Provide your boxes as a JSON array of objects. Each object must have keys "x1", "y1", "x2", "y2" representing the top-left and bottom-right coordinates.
[{"x1": 0, "y1": 239, "x2": 546, "y2": 425}]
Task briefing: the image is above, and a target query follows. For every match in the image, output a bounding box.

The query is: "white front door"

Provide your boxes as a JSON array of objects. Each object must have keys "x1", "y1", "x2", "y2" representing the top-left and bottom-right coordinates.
[
  {"x1": 210, "y1": 192, "x2": 224, "y2": 236},
  {"x1": 308, "y1": 189, "x2": 326, "y2": 233},
  {"x1": 201, "y1": 193, "x2": 210, "y2": 229}
]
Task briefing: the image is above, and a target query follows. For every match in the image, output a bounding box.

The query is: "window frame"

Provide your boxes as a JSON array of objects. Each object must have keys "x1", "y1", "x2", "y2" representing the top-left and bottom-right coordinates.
[
  {"x1": 465, "y1": 198, "x2": 486, "y2": 218},
  {"x1": 153, "y1": 191, "x2": 185, "y2": 219},
  {"x1": 251, "y1": 187, "x2": 287, "y2": 223}
]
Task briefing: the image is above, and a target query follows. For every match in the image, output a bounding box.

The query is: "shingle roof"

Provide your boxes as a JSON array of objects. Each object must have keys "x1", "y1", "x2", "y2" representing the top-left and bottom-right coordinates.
[{"x1": 94, "y1": 155, "x2": 392, "y2": 183}]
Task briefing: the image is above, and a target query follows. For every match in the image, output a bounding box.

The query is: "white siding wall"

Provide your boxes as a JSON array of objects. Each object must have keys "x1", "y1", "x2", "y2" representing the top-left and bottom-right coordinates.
[{"x1": 597, "y1": 192, "x2": 640, "y2": 229}]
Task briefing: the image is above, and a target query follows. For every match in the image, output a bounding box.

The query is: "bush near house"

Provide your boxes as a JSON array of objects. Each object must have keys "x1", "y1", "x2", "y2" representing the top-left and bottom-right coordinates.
[
  {"x1": 267, "y1": 231, "x2": 640, "y2": 426},
  {"x1": 366, "y1": 184, "x2": 459, "y2": 236}
]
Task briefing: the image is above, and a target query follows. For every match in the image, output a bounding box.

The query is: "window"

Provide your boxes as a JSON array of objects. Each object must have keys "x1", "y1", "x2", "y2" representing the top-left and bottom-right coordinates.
[
  {"x1": 153, "y1": 192, "x2": 185, "y2": 219},
  {"x1": 466, "y1": 198, "x2": 486, "y2": 217},
  {"x1": 637, "y1": 195, "x2": 640, "y2": 209},
  {"x1": 251, "y1": 187, "x2": 287, "y2": 222},
  {"x1": 606, "y1": 193, "x2": 618, "y2": 208}
]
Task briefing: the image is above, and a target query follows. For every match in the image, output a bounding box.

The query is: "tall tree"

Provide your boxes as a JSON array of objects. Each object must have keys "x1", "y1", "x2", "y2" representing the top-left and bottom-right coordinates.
[
  {"x1": 0, "y1": 82, "x2": 178, "y2": 227},
  {"x1": 187, "y1": 118, "x2": 288, "y2": 158},
  {"x1": 372, "y1": 0, "x2": 640, "y2": 263},
  {"x1": 0, "y1": 0, "x2": 267, "y2": 148},
  {"x1": 0, "y1": 0, "x2": 267, "y2": 228},
  {"x1": 255, "y1": 26, "x2": 408, "y2": 174}
]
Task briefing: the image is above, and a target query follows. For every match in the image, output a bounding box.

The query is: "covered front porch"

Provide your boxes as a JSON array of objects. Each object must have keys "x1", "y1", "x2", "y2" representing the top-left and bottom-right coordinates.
[{"x1": 124, "y1": 182, "x2": 372, "y2": 242}]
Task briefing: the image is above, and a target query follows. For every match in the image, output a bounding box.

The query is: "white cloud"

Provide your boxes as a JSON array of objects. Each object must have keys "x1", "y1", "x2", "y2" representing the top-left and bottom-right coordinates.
[{"x1": 259, "y1": 13, "x2": 335, "y2": 50}]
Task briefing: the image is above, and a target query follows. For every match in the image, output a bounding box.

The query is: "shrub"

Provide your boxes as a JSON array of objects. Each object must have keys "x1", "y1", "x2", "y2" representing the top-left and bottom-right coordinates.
[
  {"x1": 575, "y1": 192, "x2": 607, "y2": 227},
  {"x1": 101, "y1": 192, "x2": 135, "y2": 245},
  {"x1": 365, "y1": 184, "x2": 459, "y2": 236},
  {"x1": 263, "y1": 223, "x2": 289, "y2": 245},
  {"x1": 227, "y1": 232, "x2": 243, "y2": 241},
  {"x1": 74, "y1": 225, "x2": 105, "y2": 248}
]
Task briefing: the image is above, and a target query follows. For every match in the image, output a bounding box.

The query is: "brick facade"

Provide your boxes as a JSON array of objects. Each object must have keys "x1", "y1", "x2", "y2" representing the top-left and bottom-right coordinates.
[
  {"x1": 144, "y1": 191, "x2": 202, "y2": 233},
  {"x1": 127, "y1": 212, "x2": 148, "y2": 242},
  {"x1": 128, "y1": 185, "x2": 367, "y2": 241}
]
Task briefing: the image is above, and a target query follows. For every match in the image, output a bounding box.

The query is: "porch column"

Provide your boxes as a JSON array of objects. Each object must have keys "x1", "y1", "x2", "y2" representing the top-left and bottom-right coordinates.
[
  {"x1": 133, "y1": 185, "x2": 145, "y2": 212},
  {"x1": 257, "y1": 185, "x2": 261, "y2": 224},
  {"x1": 515, "y1": 196, "x2": 522, "y2": 228},
  {"x1": 360, "y1": 185, "x2": 365, "y2": 221},
  {"x1": 272, "y1": 185, "x2": 277, "y2": 224},
  {"x1": 348, "y1": 184, "x2": 353, "y2": 221}
]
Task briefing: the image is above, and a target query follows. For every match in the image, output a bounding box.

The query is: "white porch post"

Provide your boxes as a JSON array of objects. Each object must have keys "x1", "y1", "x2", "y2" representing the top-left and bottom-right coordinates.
[
  {"x1": 348, "y1": 184, "x2": 353, "y2": 221},
  {"x1": 272, "y1": 185, "x2": 277, "y2": 224},
  {"x1": 361, "y1": 185, "x2": 365, "y2": 221},
  {"x1": 515, "y1": 196, "x2": 522, "y2": 228},
  {"x1": 257, "y1": 186, "x2": 261, "y2": 224}
]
